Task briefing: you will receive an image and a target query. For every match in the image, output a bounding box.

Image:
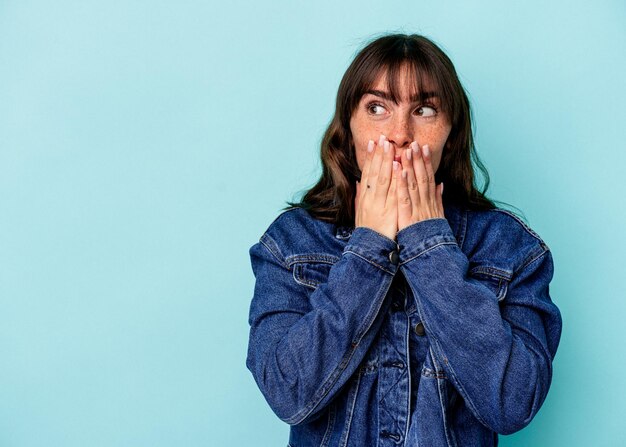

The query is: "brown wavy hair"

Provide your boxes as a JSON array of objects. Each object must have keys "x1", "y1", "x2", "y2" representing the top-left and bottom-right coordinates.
[{"x1": 286, "y1": 33, "x2": 520, "y2": 227}]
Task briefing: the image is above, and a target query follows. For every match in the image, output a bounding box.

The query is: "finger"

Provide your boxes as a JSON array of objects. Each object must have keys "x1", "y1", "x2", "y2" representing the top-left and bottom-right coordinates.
[
  {"x1": 366, "y1": 137, "x2": 385, "y2": 195},
  {"x1": 397, "y1": 156, "x2": 412, "y2": 217},
  {"x1": 412, "y1": 142, "x2": 430, "y2": 205},
  {"x1": 378, "y1": 134, "x2": 385, "y2": 151},
  {"x1": 398, "y1": 148, "x2": 412, "y2": 208},
  {"x1": 405, "y1": 143, "x2": 421, "y2": 209},
  {"x1": 359, "y1": 139, "x2": 375, "y2": 188},
  {"x1": 364, "y1": 134, "x2": 385, "y2": 182},
  {"x1": 421, "y1": 144, "x2": 437, "y2": 201},
  {"x1": 375, "y1": 139, "x2": 394, "y2": 202},
  {"x1": 396, "y1": 163, "x2": 413, "y2": 230},
  {"x1": 388, "y1": 160, "x2": 400, "y2": 207}
]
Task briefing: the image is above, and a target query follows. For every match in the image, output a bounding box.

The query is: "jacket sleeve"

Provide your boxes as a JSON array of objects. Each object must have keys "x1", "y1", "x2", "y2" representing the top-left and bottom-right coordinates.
[
  {"x1": 396, "y1": 217, "x2": 562, "y2": 435},
  {"x1": 246, "y1": 226, "x2": 400, "y2": 425}
]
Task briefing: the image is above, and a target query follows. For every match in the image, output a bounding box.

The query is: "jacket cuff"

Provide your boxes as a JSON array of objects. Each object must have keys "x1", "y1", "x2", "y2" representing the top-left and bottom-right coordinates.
[
  {"x1": 343, "y1": 227, "x2": 400, "y2": 275},
  {"x1": 396, "y1": 218, "x2": 458, "y2": 263}
]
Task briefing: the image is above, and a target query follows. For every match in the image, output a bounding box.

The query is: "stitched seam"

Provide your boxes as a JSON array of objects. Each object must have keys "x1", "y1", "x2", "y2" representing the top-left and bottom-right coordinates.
[
  {"x1": 469, "y1": 266, "x2": 513, "y2": 281},
  {"x1": 396, "y1": 217, "x2": 447, "y2": 239},
  {"x1": 338, "y1": 373, "x2": 362, "y2": 447},
  {"x1": 403, "y1": 313, "x2": 411, "y2": 443},
  {"x1": 437, "y1": 366, "x2": 458, "y2": 447},
  {"x1": 492, "y1": 209, "x2": 546, "y2": 244},
  {"x1": 261, "y1": 206, "x2": 301, "y2": 232},
  {"x1": 467, "y1": 269, "x2": 510, "y2": 302},
  {"x1": 343, "y1": 250, "x2": 395, "y2": 275},
  {"x1": 287, "y1": 254, "x2": 340, "y2": 266},
  {"x1": 399, "y1": 241, "x2": 457, "y2": 265},
  {"x1": 292, "y1": 263, "x2": 331, "y2": 289},
  {"x1": 422, "y1": 368, "x2": 447, "y2": 379},
  {"x1": 259, "y1": 234, "x2": 289, "y2": 269},
  {"x1": 356, "y1": 227, "x2": 399, "y2": 246},
  {"x1": 291, "y1": 259, "x2": 337, "y2": 289},
  {"x1": 319, "y1": 403, "x2": 336, "y2": 447},
  {"x1": 292, "y1": 267, "x2": 319, "y2": 289},
  {"x1": 514, "y1": 248, "x2": 549, "y2": 276},
  {"x1": 497, "y1": 280, "x2": 509, "y2": 302},
  {"x1": 283, "y1": 348, "x2": 360, "y2": 425}
]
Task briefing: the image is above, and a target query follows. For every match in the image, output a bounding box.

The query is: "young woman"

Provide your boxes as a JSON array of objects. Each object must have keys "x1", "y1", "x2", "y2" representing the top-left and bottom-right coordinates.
[{"x1": 246, "y1": 33, "x2": 562, "y2": 446}]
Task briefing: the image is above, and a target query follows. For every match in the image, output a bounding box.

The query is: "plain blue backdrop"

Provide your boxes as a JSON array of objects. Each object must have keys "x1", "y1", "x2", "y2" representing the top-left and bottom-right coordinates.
[{"x1": 1, "y1": 1, "x2": 625, "y2": 445}]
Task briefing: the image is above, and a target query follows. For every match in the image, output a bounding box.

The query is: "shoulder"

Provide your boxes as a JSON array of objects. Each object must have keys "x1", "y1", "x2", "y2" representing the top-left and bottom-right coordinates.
[
  {"x1": 464, "y1": 206, "x2": 550, "y2": 275},
  {"x1": 254, "y1": 207, "x2": 344, "y2": 265}
]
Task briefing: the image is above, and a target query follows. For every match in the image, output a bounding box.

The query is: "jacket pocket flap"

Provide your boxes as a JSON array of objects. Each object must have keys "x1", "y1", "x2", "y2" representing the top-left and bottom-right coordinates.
[
  {"x1": 468, "y1": 266, "x2": 511, "y2": 302},
  {"x1": 293, "y1": 260, "x2": 333, "y2": 289}
]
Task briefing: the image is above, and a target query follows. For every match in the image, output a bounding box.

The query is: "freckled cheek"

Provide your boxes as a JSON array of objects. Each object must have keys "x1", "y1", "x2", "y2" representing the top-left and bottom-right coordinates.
[
  {"x1": 354, "y1": 128, "x2": 379, "y2": 149},
  {"x1": 418, "y1": 127, "x2": 450, "y2": 172},
  {"x1": 352, "y1": 135, "x2": 364, "y2": 169},
  {"x1": 351, "y1": 123, "x2": 380, "y2": 171}
]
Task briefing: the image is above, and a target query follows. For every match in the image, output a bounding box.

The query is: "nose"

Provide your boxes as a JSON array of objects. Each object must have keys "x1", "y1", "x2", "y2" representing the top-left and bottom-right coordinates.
[{"x1": 386, "y1": 113, "x2": 413, "y2": 150}]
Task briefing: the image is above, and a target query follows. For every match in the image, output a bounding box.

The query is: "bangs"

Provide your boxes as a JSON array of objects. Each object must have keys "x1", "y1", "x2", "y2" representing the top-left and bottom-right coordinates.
[
  {"x1": 363, "y1": 59, "x2": 451, "y2": 115},
  {"x1": 385, "y1": 61, "x2": 443, "y2": 107},
  {"x1": 345, "y1": 38, "x2": 460, "y2": 125}
]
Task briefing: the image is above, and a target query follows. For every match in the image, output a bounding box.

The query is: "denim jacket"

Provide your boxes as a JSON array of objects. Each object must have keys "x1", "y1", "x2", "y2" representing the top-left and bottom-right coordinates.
[{"x1": 246, "y1": 202, "x2": 562, "y2": 446}]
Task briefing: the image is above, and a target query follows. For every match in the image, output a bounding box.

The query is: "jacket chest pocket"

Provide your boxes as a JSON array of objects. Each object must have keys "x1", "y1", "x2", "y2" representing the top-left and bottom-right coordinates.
[
  {"x1": 290, "y1": 254, "x2": 340, "y2": 290},
  {"x1": 468, "y1": 265, "x2": 512, "y2": 302}
]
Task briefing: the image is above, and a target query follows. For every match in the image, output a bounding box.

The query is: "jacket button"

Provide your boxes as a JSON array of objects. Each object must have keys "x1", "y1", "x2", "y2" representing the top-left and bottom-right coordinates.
[
  {"x1": 414, "y1": 322, "x2": 426, "y2": 336},
  {"x1": 388, "y1": 250, "x2": 399, "y2": 265}
]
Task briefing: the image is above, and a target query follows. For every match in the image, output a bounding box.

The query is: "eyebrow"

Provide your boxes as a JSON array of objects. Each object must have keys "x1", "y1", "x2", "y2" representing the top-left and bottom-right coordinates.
[{"x1": 364, "y1": 89, "x2": 439, "y2": 103}]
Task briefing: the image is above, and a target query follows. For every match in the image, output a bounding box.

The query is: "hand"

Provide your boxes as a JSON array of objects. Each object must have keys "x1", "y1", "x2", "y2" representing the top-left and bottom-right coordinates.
[
  {"x1": 396, "y1": 141, "x2": 445, "y2": 232},
  {"x1": 355, "y1": 135, "x2": 400, "y2": 241}
]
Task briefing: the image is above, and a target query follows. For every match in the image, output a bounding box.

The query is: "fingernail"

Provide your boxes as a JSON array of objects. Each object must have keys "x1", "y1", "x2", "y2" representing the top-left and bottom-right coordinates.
[
  {"x1": 393, "y1": 161, "x2": 399, "y2": 170},
  {"x1": 402, "y1": 169, "x2": 407, "y2": 179},
  {"x1": 367, "y1": 140, "x2": 374, "y2": 152},
  {"x1": 384, "y1": 141, "x2": 390, "y2": 153},
  {"x1": 379, "y1": 135, "x2": 385, "y2": 147},
  {"x1": 441, "y1": 182, "x2": 444, "y2": 195},
  {"x1": 406, "y1": 148, "x2": 412, "y2": 160},
  {"x1": 423, "y1": 145, "x2": 430, "y2": 157},
  {"x1": 412, "y1": 142, "x2": 419, "y2": 153}
]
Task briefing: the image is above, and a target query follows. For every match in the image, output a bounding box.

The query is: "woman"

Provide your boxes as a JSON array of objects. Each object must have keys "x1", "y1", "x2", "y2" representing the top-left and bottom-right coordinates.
[{"x1": 246, "y1": 33, "x2": 562, "y2": 446}]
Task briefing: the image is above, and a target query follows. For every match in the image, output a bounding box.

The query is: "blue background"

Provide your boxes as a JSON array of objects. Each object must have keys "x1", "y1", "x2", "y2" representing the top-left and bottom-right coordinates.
[{"x1": 1, "y1": 1, "x2": 624, "y2": 445}]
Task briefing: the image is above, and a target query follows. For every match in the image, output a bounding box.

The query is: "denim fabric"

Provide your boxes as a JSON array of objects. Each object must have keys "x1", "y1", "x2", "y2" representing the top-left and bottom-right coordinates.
[{"x1": 246, "y1": 202, "x2": 562, "y2": 447}]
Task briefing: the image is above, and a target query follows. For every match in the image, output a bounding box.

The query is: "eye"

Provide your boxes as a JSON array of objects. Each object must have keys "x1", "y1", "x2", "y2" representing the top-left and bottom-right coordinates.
[
  {"x1": 415, "y1": 105, "x2": 437, "y2": 117},
  {"x1": 366, "y1": 102, "x2": 387, "y2": 115}
]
